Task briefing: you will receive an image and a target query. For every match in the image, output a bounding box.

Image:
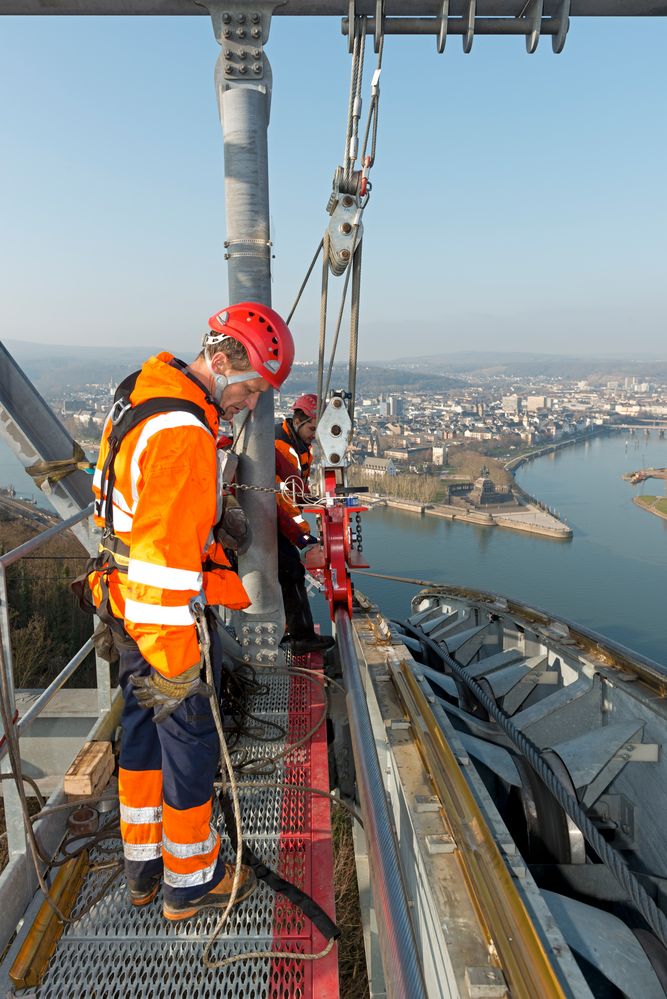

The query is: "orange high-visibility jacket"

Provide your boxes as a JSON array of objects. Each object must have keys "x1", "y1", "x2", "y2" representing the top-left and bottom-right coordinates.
[
  {"x1": 90, "y1": 353, "x2": 250, "y2": 678},
  {"x1": 275, "y1": 418, "x2": 313, "y2": 546}
]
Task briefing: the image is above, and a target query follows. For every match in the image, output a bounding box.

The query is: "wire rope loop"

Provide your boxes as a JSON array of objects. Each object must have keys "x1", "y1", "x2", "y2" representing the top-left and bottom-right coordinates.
[
  {"x1": 463, "y1": 0, "x2": 476, "y2": 53},
  {"x1": 347, "y1": 0, "x2": 356, "y2": 53},
  {"x1": 437, "y1": 0, "x2": 449, "y2": 53},
  {"x1": 374, "y1": 0, "x2": 385, "y2": 54}
]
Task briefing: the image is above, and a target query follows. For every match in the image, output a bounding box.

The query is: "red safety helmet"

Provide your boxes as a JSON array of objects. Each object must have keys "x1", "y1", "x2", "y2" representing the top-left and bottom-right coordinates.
[
  {"x1": 206, "y1": 302, "x2": 294, "y2": 389},
  {"x1": 293, "y1": 394, "x2": 318, "y2": 420}
]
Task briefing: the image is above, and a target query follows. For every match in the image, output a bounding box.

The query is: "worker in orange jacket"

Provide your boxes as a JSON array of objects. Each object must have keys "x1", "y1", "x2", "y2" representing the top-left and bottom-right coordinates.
[
  {"x1": 89, "y1": 303, "x2": 294, "y2": 921},
  {"x1": 275, "y1": 395, "x2": 335, "y2": 656}
]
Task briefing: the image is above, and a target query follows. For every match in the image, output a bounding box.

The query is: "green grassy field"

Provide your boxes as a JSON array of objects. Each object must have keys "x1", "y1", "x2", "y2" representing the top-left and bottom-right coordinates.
[{"x1": 635, "y1": 495, "x2": 667, "y2": 516}]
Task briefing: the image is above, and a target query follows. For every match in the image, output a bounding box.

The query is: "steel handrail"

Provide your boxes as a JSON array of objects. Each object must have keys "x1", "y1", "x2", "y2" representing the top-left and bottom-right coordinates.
[
  {"x1": 0, "y1": 503, "x2": 94, "y2": 568},
  {"x1": 0, "y1": 502, "x2": 96, "y2": 757},
  {"x1": 334, "y1": 607, "x2": 427, "y2": 999}
]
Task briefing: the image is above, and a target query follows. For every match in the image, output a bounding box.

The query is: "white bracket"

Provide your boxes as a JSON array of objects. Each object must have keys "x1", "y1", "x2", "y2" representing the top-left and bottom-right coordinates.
[{"x1": 317, "y1": 394, "x2": 353, "y2": 467}]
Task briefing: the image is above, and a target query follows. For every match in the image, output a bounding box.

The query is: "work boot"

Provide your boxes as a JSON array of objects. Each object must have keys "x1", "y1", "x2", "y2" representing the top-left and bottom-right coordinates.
[
  {"x1": 163, "y1": 863, "x2": 257, "y2": 922},
  {"x1": 129, "y1": 874, "x2": 161, "y2": 908},
  {"x1": 286, "y1": 633, "x2": 336, "y2": 656}
]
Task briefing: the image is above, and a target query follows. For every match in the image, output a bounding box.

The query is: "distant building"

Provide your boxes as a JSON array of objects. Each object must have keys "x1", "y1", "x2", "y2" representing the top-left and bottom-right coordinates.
[
  {"x1": 526, "y1": 396, "x2": 549, "y2": 413},
  {"x1": 384, "y1": 446, "x2": 433, "y2": 463},
  {"x1": 501, "y1": 395, "x2": 521, "y2": 415},
  {"x1": 388, "y1": 395, "x2": 404, "y2": 418},
  {"x1": 362, "y1": 457, "x2": 397, "y2": 477}
]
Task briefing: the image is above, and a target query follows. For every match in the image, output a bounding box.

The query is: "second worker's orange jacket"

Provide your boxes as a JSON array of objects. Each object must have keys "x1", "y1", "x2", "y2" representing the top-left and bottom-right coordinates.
[{"x1": 275, "y1": 417, "x2": 313, "y2": 547}]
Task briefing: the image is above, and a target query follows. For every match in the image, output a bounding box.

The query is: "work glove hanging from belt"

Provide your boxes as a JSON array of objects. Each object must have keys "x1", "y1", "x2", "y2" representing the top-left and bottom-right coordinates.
[
  {"x1": 130, "y1": 664, "x2": 212, "y2": 725},
  {"x1": 214, "y1": 494, "x2": 251, "y2": 555}
]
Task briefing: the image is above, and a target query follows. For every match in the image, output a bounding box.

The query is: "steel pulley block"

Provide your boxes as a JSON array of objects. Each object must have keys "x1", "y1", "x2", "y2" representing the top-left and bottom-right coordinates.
[
  {"x1": 326, "y1": 189, "x2": 363, "y2": 276},
  {"x1": 317, "y1": 394, "x2": 353, "y2": 467}
]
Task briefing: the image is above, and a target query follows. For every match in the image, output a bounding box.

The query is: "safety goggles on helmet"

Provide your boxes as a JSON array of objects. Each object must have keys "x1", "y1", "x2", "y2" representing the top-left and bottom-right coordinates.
[{"x1": 205, "y1": 302, "x2": 295, "y2": 390}]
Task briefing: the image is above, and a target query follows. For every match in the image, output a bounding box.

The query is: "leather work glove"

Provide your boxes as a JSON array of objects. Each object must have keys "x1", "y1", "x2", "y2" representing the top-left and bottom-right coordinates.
[
  {"x1": 130, "y1": 664, "x2": 212, "y2": 725},
  {"x1": 214, "y1": 494, "x2": 251, "y2": 555}
]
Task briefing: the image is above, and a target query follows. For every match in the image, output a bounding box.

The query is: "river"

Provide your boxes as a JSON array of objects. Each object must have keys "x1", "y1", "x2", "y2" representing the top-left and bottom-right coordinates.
[
  {"x1": 350, "y1": 433, "x2": 667, "y2": 665},
  {"x1": 2, "y1": 432, "x2": 666, "y2": 664},
  {"x1": 0, "y1": 441, "x2": 52, "y2": 508}
]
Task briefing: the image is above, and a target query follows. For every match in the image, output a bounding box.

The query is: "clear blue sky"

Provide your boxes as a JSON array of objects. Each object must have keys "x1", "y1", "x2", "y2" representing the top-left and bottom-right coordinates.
[{"x1": 0, "y1": 14, "x2": 665, "y2": 362}]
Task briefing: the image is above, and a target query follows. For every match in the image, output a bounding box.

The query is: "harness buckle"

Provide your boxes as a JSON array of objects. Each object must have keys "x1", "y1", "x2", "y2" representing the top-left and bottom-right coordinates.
[{"x1": 110, "y1": 397, "x2": 132, "y2": 426}]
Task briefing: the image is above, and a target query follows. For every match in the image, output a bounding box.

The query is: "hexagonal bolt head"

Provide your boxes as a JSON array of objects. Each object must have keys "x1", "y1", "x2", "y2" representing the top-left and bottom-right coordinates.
[
  {"x1": 252, "y1": 48, "x2": 262, "y2": 57},
  {"x1": 223, "y1": 27, "x2": 232, "y2": 38},
  {"x1": 253, "y1": 63, "x2": 262, "y2": 74},
  {"x1": 238, "y1": 48, "x2": 247, "y2": 58},
  {"x1": 238, "y1": 64, "x2": 248, "y2": 74},
  {"x1": 332, "y1": 397, "x2": 343, "y2": 408},
  {"x1": 225, "y1": 64, "x2": 234, "y2": 74},
  {"x1": 237, "y1": 27, "x2": 246, "y2": 37},
  {"x1": 251, "y1": 11, "x2": 261, "y2": 22},
  {"x1": 330, "y1": 453, "x2": 341, "y2": 463},
  {"x1": 222, "y1": 11, "x2": 232, "y2": 23},
  {"x1": 236, "y1": 12, "x2": 246, "y2": 22},
  {"x1": 331, "y1": 424, "x2": 342, "y2": 436},
  {"x1": 340, "y1": 249, "x2": 351, "y2": 261},
  {"x1": 224, "y1": 49, "x2": 234, "y2": 59},
  {"x1": 340, "y1": 222, "x2": 352, "y2": 234},
  {"x1": 342, "y1": 195, "x2": 354, "y2": 207},
  {"x1": 251, "y1": 26, "x2": 262, "y2": 38}
]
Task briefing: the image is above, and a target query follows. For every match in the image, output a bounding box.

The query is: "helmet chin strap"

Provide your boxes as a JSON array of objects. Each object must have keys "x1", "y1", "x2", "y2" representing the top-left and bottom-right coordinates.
[{"x1": 205, "y1": 355, "x2": 261, "y2": 409}]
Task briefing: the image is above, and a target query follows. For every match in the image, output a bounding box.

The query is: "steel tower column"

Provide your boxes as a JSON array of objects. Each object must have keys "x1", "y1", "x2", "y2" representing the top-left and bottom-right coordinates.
[{"x1": 209, "y1": 2, "x2": 285, "y2": 659}]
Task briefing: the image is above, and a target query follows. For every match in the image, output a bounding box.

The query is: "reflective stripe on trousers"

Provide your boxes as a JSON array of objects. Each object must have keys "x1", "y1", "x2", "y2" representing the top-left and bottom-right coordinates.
[{"x1": 118, "y1": 641, "x2": 226, "y2": 901}]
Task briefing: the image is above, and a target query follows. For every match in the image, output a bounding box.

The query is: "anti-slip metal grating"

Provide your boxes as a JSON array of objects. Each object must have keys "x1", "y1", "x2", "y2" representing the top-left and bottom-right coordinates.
[{"x1": 7, "y1": 657, "x2": 339, "y2": 998}]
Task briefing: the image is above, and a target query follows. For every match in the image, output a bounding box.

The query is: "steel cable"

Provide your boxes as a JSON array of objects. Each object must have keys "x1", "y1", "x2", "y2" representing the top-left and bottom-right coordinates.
[
  {"x1": 317, "y1": 231, "x2": 330, "y2": 423},
  {"x1": 347, "y1": 239, "x2": 363, "y2": 424},
  {"x1": 286, "y1": 238, "x2": 323, "y2": 327}
]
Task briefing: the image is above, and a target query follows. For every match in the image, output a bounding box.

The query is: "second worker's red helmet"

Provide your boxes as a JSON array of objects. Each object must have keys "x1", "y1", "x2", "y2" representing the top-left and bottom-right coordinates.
[{"x1": 292, "y1": 394, "x2": 318, "y2": 420}]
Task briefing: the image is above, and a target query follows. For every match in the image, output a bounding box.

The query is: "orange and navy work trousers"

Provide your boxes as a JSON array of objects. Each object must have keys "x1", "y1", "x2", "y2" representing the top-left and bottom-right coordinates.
[{"x1": 118, "y1": 641, "x2": 226, "y2": 902}]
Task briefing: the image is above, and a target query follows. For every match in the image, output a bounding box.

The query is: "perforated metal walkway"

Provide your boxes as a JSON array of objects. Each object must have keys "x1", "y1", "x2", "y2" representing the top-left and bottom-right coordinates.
[{"x1": 5, "y1": 662, "x2": 339, "y2": 999}]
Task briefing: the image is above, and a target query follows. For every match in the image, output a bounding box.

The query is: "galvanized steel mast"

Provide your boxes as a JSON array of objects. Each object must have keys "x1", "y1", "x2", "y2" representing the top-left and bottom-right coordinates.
[{"x1": 208, "y1": 1, "x2": 286, "y2": 662}]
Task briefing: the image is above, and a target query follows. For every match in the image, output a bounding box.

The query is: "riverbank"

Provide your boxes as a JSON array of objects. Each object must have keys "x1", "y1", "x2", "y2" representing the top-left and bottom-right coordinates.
[
  {"x1": 355, "y1": 434, "x2": 667, "y2": 666},
  {"x1": 633, "y1": 495, "x2": 667, "y2": 523},
  {"x1": 505, "y1": 427, "x2": 617, "y2": 473},
  {"x1": 376, "y1": 497, "x2": 572, "y2": 539}
]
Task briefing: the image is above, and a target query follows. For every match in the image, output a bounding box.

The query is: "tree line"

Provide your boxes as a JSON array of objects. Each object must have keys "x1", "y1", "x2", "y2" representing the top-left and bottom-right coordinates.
[{"x1": 0, "y1": 509, "x2": 96, "y2": 688}]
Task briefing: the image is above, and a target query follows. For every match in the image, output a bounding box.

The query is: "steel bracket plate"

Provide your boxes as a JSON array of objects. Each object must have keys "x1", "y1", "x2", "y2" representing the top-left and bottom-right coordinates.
[{"x1": 208, "y1": 2, "x2": 279, "y2": 82}]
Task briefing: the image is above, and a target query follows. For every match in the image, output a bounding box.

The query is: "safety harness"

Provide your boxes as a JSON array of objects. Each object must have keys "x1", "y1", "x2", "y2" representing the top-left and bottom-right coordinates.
[{"x1": 73, "y1": 361, "x2": 215, "y2": 653}]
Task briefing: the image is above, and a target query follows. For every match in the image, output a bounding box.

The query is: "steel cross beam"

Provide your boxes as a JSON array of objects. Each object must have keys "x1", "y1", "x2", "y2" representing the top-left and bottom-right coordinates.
[{"x1": 0, "y1": 1, "x2": 663, "y2": 14}]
